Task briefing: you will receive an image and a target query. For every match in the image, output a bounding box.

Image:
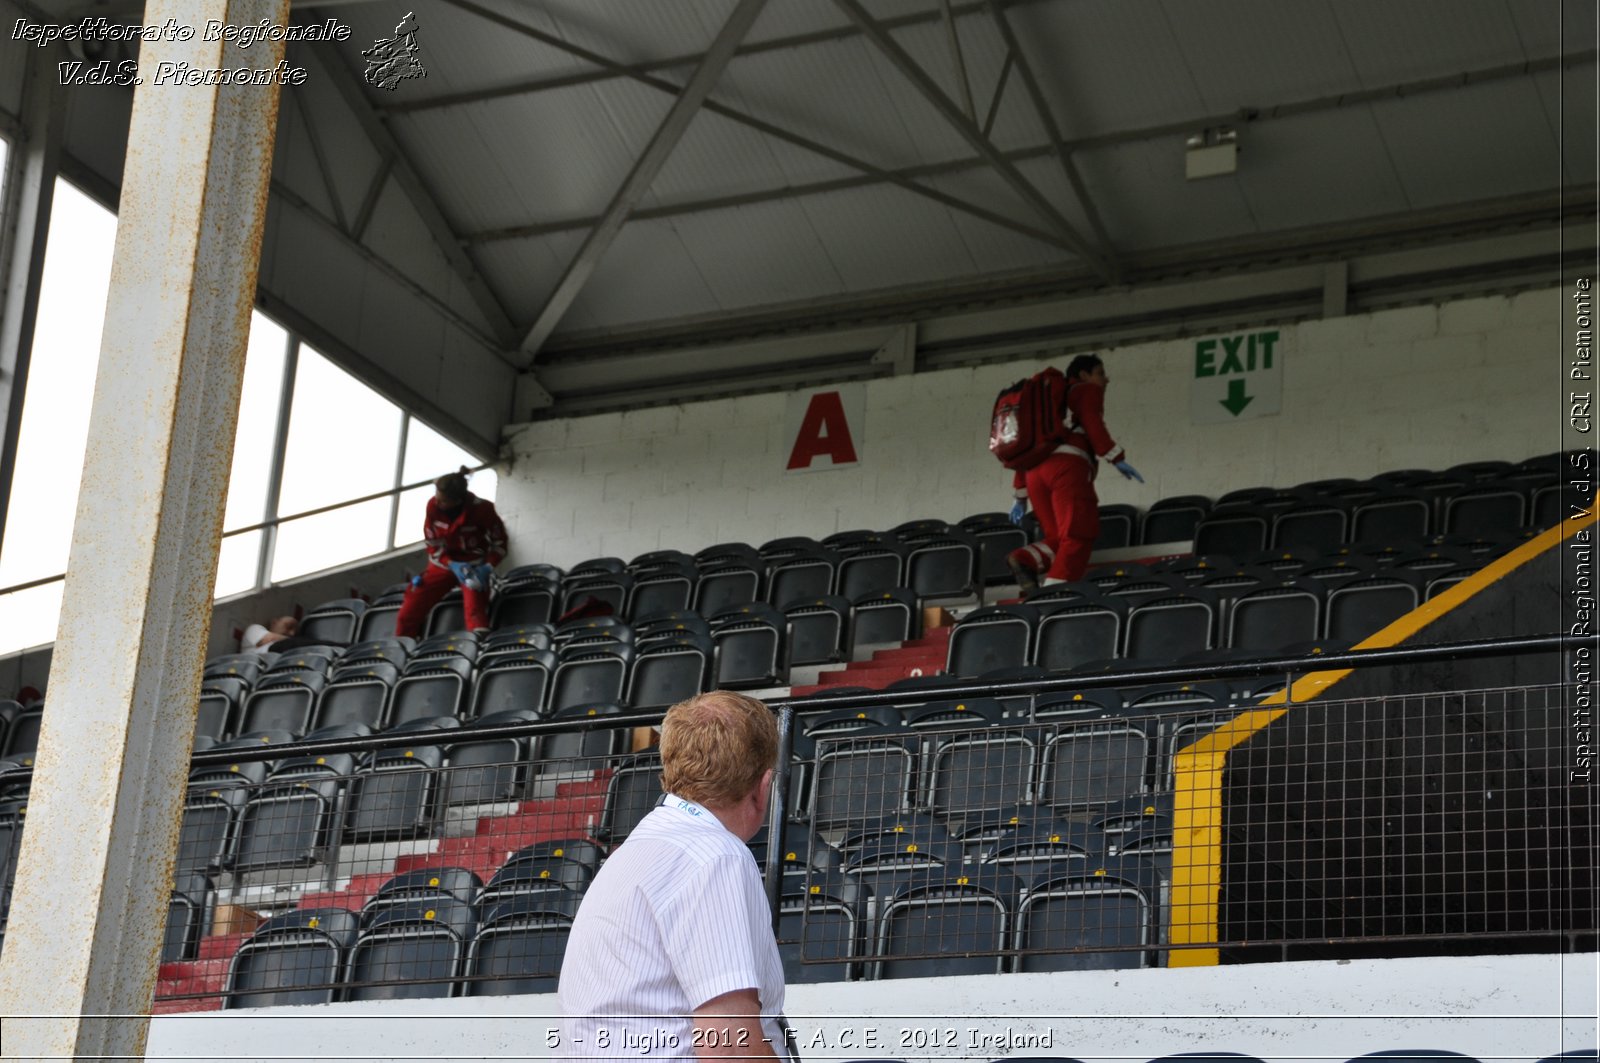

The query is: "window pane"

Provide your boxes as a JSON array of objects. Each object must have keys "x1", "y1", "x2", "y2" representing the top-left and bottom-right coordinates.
[
  {"x1": 394, "y1": 418, "x2": 496, "y2": 549},
  {"x1": 272, "y1": 498, "x2": 392, "y2": 583},
  {"x1": 223, "y1": 314, "x2": 288, "y2": 532},
  {"x1": 0, "y1": 180, "x2": 117, "y2": 589},
  {"x1": 278, "y1": 346, "x2": 402, "y2": 516},
  {"x1": 215, "y1": 530, "x2": 263, "y2": 598},
  {"x1": 0, "y1": 581, "x2": 65, "y2": 654}
]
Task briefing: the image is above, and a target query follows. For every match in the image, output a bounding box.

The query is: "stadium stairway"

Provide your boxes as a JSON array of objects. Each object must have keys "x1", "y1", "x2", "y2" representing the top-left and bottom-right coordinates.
[
  {"x1": 153, "y1": 783, "x2": 609, "y2": 1012},
  {"x1": 789, "y1": 625, "x2": 954, "y2": 697}
]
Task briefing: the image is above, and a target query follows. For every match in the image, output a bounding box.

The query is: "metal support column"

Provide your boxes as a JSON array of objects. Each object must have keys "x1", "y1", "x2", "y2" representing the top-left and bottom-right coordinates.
[
  {"x1": 0, "y1": 2, "x2": 287, "y2": 1057},
  {"x1": 0, "y1": 43, "x2": 66, "y2": 558}
]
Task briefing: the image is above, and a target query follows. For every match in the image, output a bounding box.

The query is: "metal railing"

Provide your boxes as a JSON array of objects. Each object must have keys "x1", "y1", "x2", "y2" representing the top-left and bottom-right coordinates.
[{"x1": 0, "y1": 632, "x2": 1587, "y2": 1008}]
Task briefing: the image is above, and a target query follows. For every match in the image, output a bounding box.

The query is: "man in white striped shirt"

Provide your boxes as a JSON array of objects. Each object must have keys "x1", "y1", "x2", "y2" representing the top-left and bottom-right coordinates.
[{"x1": 558, "y1": 691, "x2": 790, "y2": 1061}]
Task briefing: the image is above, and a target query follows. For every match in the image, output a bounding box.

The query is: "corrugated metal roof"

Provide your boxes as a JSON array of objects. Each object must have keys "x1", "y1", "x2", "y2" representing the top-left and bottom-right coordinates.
[{"x1": 237, "y1": 0, "x2": 1593, "y2": 380}]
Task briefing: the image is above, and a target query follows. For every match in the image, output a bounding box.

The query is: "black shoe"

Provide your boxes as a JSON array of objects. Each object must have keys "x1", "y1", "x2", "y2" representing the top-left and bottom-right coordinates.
[{"x1": 1007, "y1": 556, "x2": 1040, "y2": 596}]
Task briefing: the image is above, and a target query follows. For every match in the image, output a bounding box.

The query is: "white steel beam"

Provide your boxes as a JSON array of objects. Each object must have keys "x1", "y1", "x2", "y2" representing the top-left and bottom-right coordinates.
[
  {"x1": 0, "y1": 1, "x2": 286, "y2": 1057},
  {"x1": 518, "y1": 0, "x2": 772, "y2": 361},
  {"x1": 0, "y1": 42, "x2": 66, "y2": 559},
  {"x1": 834, "y1": 0, "x2": 1113, "y2": 280}
]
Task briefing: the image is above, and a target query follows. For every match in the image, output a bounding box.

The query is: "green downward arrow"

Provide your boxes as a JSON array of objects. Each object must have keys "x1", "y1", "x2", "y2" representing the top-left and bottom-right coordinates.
[{"x1": 1220, "y1": 378, "x2": 1254, "y2": 416}]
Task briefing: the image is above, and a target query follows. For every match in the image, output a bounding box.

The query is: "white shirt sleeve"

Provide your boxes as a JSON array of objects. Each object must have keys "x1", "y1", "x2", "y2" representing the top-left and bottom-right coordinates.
[
  {"x1": 240, "y1": 623, "x2": 269, "y2": 654},
  {"x1": 658, "y1": 851, "x2": 766, "y2": 1010}
]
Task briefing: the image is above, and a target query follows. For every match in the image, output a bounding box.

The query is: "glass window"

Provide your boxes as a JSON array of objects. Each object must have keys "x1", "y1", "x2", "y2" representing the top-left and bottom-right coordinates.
[
  {"x1": 393, "y1": 417, "x2": 496, "y2": 549},
  {"x1": 0, "y1": 180, "x2": 116, "y2": 654},
  {"x1": 223, "y1": 314, "x2": 288, "y2": 532},
  {"x1": 271, "y1": 345, "x2": 402, "y2": 581}
]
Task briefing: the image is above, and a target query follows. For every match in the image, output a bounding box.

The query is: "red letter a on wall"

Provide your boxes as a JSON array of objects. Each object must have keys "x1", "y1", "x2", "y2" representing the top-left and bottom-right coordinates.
[{"x1": 786, "y1": 390, "x2": 860, "y2": 471}]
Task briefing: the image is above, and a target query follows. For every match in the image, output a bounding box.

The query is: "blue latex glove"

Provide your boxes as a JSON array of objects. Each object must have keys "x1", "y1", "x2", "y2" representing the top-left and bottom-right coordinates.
[
  {"x1": 1113, "y1": 460, "x2": 1145, "y2": 483},
  {"x1": 473, "y1": 563, "x2": 495, "y2": 590},
  {"x1": 1009, "y1": 499, "x2": 1027, "y2": 525},
  {"x1": 410, "y1": 574, "x2": 423, "y2": 588},
  {"x1": 447, "y1": 560, "x2": 478, "y2": 590}
]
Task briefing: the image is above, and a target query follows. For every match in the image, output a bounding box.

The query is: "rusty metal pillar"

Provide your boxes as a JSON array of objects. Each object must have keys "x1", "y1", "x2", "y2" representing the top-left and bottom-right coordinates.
[{"x1": 0, "y1": 1, "x2": 286, "y2": 1057}]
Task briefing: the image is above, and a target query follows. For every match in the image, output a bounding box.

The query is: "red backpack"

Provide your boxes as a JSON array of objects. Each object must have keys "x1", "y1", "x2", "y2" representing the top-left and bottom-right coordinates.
[{"x1": 989, "y1": 367, "x2": 1071, "y2": 470}]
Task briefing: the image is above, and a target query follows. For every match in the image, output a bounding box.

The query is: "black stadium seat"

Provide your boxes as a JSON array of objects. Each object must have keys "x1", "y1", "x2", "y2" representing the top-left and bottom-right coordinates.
[{"x1": 225, "y1": 907, "x2": 359, "y2": 1009}]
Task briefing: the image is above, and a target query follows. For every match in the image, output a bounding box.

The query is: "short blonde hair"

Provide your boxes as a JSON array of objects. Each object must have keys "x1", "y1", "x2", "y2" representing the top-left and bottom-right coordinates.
[{"x1": 660, "y1": 690, "x2": 777, "y2": 808}]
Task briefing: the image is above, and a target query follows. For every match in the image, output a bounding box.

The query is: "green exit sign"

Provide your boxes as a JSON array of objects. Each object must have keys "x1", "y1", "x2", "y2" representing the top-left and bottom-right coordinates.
[{"x1": 1190, "y1": 328, "x2": 1286, "y2": 424}]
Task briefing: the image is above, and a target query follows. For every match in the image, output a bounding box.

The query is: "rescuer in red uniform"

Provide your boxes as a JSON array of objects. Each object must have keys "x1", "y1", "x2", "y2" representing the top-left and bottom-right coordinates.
[
  {"x1": 395, "y1": 467, "x2": 509, "y2": 637},
  {"x1": 1008, "y1": 354, "x2": 1142, "y2": 592}
]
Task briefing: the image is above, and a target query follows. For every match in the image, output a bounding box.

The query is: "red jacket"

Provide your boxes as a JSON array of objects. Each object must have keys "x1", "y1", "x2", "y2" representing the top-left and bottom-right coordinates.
[
  {"x1": 424, "y1": 493, "x2": 508, "y2": 569},
  {"x1": 1012, "y1": 379, "x2": 1126, "y2": 492}
]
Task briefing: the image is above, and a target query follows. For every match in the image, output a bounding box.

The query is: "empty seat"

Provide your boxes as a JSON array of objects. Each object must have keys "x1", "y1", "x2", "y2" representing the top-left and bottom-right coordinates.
[
  {"x1": 197, "y1": 675, "x2": 248, "y2": 743},
  {"x1": 366, "y1": 866, "x2": 481, "y2": 916},
  {"x1": 533, "y1": 703, "x2": 626, "y2": 776},
  {"x1": 225, "y1": 907, "x2": 359, "y2": 1009},
  {"x1": 873, "y1": 869, "x2": 1017, "y2": 979},
  {"x1": 1226, "y1": 579, "x2": 1325, "y2": 653},
  {"x1": 299, "y1": 598, "x2": 366, "y2": 645},
  {"x1": 784, "y1": 596, "x2": 850, "y2": 667},
  {"x1": 836, "y1": 541, "x2": 910, "y2": 600},
  {"x1": 163, "y1": 872, "x2": 212, "y2": 963},
  {"x1": 313, "y1": 660, "x2": 399, "y2": 731},
  {"x1": 850, "y1": 588, "x2": 920, "y2": 654},
  {"x1": 490, "y1": 575, "x2": 559, "y2": 628},
  {"x1": 343, "y1": 716, "x2": 457, "y2": 841},
  {"x1": 625, "y1": 558, "x2": 698, "y2": 619},
  {"x1": 204, "y1": 654, "x2": 264, "y2": 684},
  {"x1": 1014, "y1": 858, "x2": 1158, "y2": 971},
  {"x1": 237, "y1": 672, "x2": 325, "y2": 737},
  {"x1": 1194, "y1": 509, "x2": 1269, "y2": 557},
  {"x1": 1325, "y1": 571, "x2": 1424, "y2": 643},
  {"x1": 597, "y1": 750, "x2": 662, "y2": 846},
  {"x1": 1124, "y1": 588, "x2": 1219, "y2": 659},
  {"x1": 1270, "y1": 502, "x2": 1349, "y2": 552},
  {"x1": 388, "y1": 654, "x2": 473, "y2": 727},
  {"x1": 468, "y1": 649, "x2": 556, "y2": 722},
  {"x1": 1140, "y1": 495, "x2": 1210, "y2": 545},
  {"x1": 346, "y1": 897, "x2": 477, "y2": 1001},
  {"x1": 809, "y1": 728, "x2": 917, "y2": 830},
  {"x1": 478, "y1": 855, "x2": 593, "y2": 906},
  {"x1": 924, "y1": 719, "x2": 1037, "y2": 820},
  {"x1": 338, "y1": 637, "x2": 414, "y2": 669},
  {"x1": 1095, "y1": 504, "x2": 1139, "y2": 549},
  {"x1": 1352, "y1": 490, "x2": 1432, "y2": 545},
  {"x1": 1040, "y1": 714, "x2": 1149, "y2": 810},
  {"x1": 692, "y1": 559, "x2": 762, "y2": 616},
  {"x1": 766, "y1": 547, "x2": 840, "y2": 609},
  {"x1": 778, "y1": 874, "x2": 865, "y2": 984},
  {"x1": 464, "y1": 891, "x2": 582, "y2": 997},
  {"x1": 228, "y1": 774, "x2": 342, "y2": 875},
  {"x1": 981, "y1": 818, "x2": 1097, "y2": 883},
  {"x1": 1443, "y1": 484, "x2": 1529, "y2": 537},
  {"x1": 1033, "y1": 591, "x2": 1126, "y2": 672},
  {"x1": 549, "y1": 643, "x2": 633, "y2": 713},
  {"x1": 906, "y1": 530, "x2": 978, "y2": 602},
  {"x1": 626, "y1": 633, "x2": 711, "y2": 710},
  {"x1": 946, "y1": 604, "x2": 1038, "y2": 677},
  {"x1": 356, "y1": 584, "x2": 408, "y2": 642},
  {"x1": 710, "y1": 603, "x2": 788, "y2": 689},
  {"x1": 438, "y1": 709, "x2": 539, "y2": 808}
]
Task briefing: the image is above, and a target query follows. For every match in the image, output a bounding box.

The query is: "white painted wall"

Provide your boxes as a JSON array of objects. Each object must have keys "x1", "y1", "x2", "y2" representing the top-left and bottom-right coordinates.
[
  {"x1": 497, "y1": 289, "x2": 1571, "y2": 570},
  {"x1": 144, "y1": 951, "x2": 1598, "y2": 1062}
]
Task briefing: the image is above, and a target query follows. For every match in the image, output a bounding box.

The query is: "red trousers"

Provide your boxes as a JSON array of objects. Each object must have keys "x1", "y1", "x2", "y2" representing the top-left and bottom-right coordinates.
[
  {"x1": 1016, "y1": 453, "x2": 1100, "y2": 583},
  {"x1": 395, "y1": 564, "x2": 490, "y2": 637}
]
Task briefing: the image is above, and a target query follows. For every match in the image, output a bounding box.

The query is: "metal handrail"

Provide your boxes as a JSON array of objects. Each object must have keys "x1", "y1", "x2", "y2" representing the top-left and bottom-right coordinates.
[
  {"x1": 0, "y1": 462, "x2": 496, "y2": 599},
  {"x1": 32, "y1": 629, "x2": 1573, "y2": 777}
]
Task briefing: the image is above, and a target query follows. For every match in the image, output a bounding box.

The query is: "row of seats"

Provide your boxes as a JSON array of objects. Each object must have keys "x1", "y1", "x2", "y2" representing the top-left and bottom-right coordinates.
[{"x1": 1102, "y1": 452, "x2": 1576, "y2": 550}]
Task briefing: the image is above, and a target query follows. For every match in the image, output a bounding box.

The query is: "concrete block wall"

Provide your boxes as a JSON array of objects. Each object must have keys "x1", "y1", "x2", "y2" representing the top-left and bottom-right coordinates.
[{"x1": 497, "y1": 288, "x2": 1576, "y2": 570}]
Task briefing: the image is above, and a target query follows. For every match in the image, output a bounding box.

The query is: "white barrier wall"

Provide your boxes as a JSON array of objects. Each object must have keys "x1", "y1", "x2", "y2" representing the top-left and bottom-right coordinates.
[
  {"x1": 145, "y1": 951, "x2": 1598, "y2": 1062},
  {"x1": 497, "y1": 289, "x2": 1570, "y2": 569}
]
